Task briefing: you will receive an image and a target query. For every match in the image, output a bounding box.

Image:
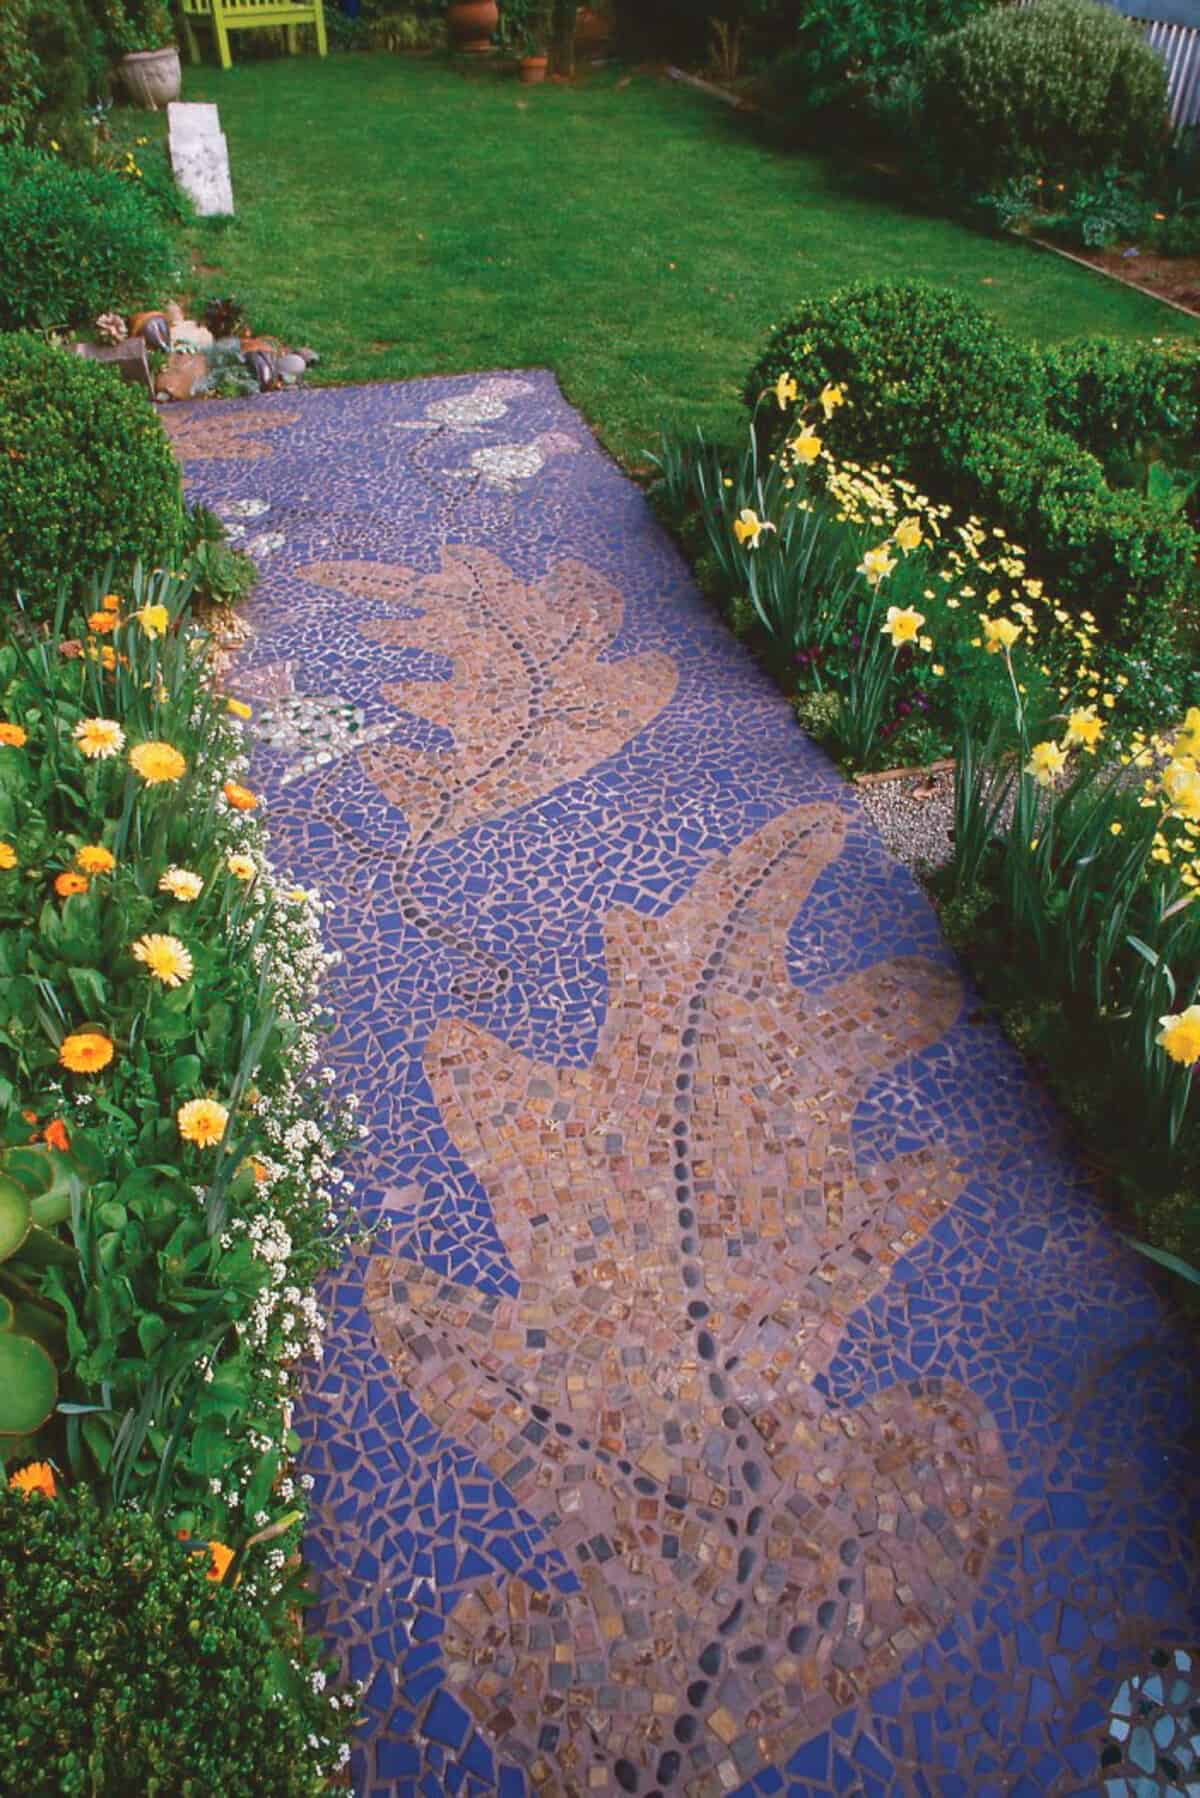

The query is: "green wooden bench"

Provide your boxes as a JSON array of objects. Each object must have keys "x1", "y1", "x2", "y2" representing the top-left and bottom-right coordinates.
[{"x1": 181, "y1": 0, "x2": 327, "y2": 71}]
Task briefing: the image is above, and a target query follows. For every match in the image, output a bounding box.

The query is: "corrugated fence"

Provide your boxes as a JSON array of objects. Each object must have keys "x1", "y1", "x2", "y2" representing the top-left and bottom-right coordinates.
[{"x1": 1015, "y1": 1, "x2": 1200, "y2": 126}]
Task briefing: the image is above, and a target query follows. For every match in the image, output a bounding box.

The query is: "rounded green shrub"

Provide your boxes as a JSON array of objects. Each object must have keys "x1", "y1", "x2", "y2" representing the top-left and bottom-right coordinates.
[
  {"x1": 0, "y1": 1482, "x2": 350, "y2": 1795},
  {"x1": 0, "y1": 146, "x2": 176, "y2": 331},
  {"x1": 918, "y1": 0, "x2": 1170, "y2": 189},
  {"x1": 1041, "y1": 337, "x2": 1200, "y2": 456},
  {"x1": 744, "y1": 280, "x2": 1041, "y2": 466},
  {"x1": 0, "y1": 334, "x2": 185, "y2": 620}
]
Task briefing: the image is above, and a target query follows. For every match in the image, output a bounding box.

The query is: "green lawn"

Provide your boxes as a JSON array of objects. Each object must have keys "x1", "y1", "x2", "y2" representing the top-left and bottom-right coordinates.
[{"x1": 175, "y1": 54, "x2": 1186, "y2": 464}]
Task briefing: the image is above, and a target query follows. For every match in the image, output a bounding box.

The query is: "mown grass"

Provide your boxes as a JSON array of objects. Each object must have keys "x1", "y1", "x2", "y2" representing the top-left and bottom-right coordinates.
[{"x1": 160, "y1": 52, "x2": 1188, "y2": 464}]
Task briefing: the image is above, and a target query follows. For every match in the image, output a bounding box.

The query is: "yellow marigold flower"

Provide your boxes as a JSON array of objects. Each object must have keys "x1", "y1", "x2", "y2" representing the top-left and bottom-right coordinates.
[
  {"x1": 9, "y1": 1461, "x2": 56, "y2": 1499},
  {"x1": 59, "y1": 1031, "x2": 114, "y2": 1074},
  {"x1": 1064, "y1": 707, "x2": 1104, "y2": 751},
  {"x1": 207, "y1": 1540, "x2": 235, "y2": 1582},
  {"x1": 981, "y1": 615, "x2": 1022, "y2": 655},
  {"x1": 1109, "y1": 821, "x2": 1123, "y2": 836},
  {"x1": 818, "y1": 381, "x2": 846, "y2": 420},
  {"x1": 771, "y1": 373, "x2": 798, "y2": 410},
  {"x1": 135, "y1": 603, "x2": 170, "y2": 639},
  {"x1": 178, "y1": 1098, "x2": 229, "y2": 1148},
  {"x1": 732, "y1": 508, "x2": 775, "y2": 550},
  {"x1": 76, "y1": 845, "x2": 115, "y2": 875},
  {"x1": 893, "y1": 516, "x2": 923, "y2": 553},
  {"x1": 226, "y1": 697, "x2": 252, "y2": 720},
  {"x1": 858, "y1": 545, "x2": 896, "y2": 587},
  {"x1": 0, "y1": 843, "x2": 16, "y2": 870},
  {"x1": 0, "y1": 721, "x2": 28, "y2": 748},
  {"x1": 74, "y1": 717, "x2": 124, "y2": 760},
  {"x1": 1026, "y1": 741, "x2": 1068, "y2": 788},
  {"x1": 1158, "y1": 1006, "x2": 1200, "y2": 1066},
  {"x1": 226, "y1": 853, "x2": 257, "y2": 883},
  {"x1": 129, "y1": 741, "x2": 186, "y2": 785},
  {"x1": 789, "y1": 428, "x2": 822, "y2": 466},
  {"x1": 100, "y1": 592, "x2": 122, "y2": 613},
  {"x1": 881, "y1": 606, "x2": 925, "y2": 648},
  {"x1": 54, "y1": 871, "x2": 89, "y2": 898},
  {"x1": 159, "y1": 866, "x2": 204, "y2": 902},
  {"x1": 132, "y1": 933, "x2": 193, "y2": 988}
]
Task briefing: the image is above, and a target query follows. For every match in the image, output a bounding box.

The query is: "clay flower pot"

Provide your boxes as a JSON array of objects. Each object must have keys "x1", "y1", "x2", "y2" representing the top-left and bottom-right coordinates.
[
  {"x1": 118, "y1": 44, "x2": 181, "y2": 109},
  {"x1": 447, "y1": 0, "x2": 498, "y2": 52},
  {"x1": 519, "y1": 54, "x2": 548, "y2": 83}
]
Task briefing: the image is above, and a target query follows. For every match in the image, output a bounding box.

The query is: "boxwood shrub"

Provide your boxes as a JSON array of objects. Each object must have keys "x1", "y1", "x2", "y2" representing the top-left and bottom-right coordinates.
[
  {"x1": 1041, "y1": 337, "x2": 1200, "y2": 457},
  {"x1": 0, "y1": 334, "x2": 185, "y2": 620},
  {"x1": 0, "y1": 1482, "x2": 350, "y2": 1795},
  {"x1": 0, "y1": 146, "x2": 176, "y2": 331}
]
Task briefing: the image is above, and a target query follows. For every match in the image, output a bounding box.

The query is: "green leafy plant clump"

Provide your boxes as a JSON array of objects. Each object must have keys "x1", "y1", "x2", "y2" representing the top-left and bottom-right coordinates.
[
  {"x1": 0, "y1": 1483, "x2": 351, "y2": 1795},
  {"x1": 0, "y1": 147, "x2": 177, "y2": 330},
  {"x1": 918, "y1": 0, "x2": 1171, "y2": 191},
  {"x1": 0, "y1": 334, "x2": 185, "y2": 622}
]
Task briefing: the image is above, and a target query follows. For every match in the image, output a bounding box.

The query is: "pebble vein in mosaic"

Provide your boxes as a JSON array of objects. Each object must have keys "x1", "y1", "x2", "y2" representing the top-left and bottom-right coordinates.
[{"x1": 170, "y1": 374, "x2": 1200, "y2": 1798}]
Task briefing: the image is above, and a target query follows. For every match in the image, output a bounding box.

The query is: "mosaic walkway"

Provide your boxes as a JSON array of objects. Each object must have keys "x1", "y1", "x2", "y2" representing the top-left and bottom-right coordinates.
[{"x1": 168, "y1": 374, "x2": 1200, "y2": 1798}]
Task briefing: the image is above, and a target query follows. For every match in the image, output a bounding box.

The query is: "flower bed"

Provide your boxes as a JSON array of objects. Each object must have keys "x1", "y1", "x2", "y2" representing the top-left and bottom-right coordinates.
[{"x1": 0, "y1": 568, "x2": 356, "y2": 1785}]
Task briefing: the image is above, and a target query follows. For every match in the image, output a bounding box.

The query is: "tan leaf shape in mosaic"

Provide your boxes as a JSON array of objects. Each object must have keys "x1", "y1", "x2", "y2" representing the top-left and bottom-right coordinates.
[
  {"x1": 366, "y1": 805, "x2": 1012, "y2": 1796},
  {"x1": 162, "y1": 407, "x2": 299, "y2": 461},
  {"x1": 299, "y1": 547, "x2": 678, "y2": 845}
]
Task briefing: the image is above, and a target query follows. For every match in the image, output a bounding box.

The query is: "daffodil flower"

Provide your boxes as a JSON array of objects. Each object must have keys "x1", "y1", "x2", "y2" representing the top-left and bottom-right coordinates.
[
  {"x1": 772, "y1": 373, "x2": 798, "y2": 411},
  {"x1": 789, "y1": 428, "x2": 822, "y2": 466},
  {"x1": 858, "y1": 545, "x2": 896, "y2": 588},
  {"x1": 1025, "y1": 741, "x2": 1068, "y2": 787},
  {"x1": 732, "y1": 508, "x2": 775, "y2": 550},
  {"x1": 881, "y1": 606, "x2": 925, "y2": 647}
]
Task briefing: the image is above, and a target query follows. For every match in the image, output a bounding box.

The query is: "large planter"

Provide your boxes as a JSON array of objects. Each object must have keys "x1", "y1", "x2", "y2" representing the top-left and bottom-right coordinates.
[
  {"x1": 118, "y1": 45, "x2": 182, "y2": 109},
  {"x1": 447, "y1": 0, "x2": 498, "y2": 52}
]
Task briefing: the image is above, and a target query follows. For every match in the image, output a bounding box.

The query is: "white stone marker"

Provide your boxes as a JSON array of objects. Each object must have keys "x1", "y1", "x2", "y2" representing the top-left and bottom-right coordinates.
[{"x1": 167, "y1": 101, "x2": 234, "y2": 218}]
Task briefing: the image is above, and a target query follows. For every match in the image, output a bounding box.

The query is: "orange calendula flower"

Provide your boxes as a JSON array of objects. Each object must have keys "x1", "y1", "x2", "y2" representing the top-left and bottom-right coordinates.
[
  {"x1": 0, "y1": 843, "x2": 16, "y2": 870},
  {"x1": 54, "y1": 871, "x2": 89, "y2": 898},
  {"x1": 42, "y1": 1119, "x2": 70, "y2": 1152},
  {"x1": 129, "y1": 741, "x2": 187, "y2": 785},
  {"x1": 74, "y1": 717, "x2": 125, "y2": 760},
  {"x1": 76, "y1": 845, "x2": 116, "y2": 875},
  {"x1": 59, "y1": 1031, "x2": 114, "y2": 1074},
  {"x1": 207, "y1": 1541, "x2": 235, "y2": 1582},
  {"x1": 222, "y1": 780, "x2": 259, "y2": 811},
  {"x1": 226, "y1": 853, "x2": 256, "y2": 884},
  {"x1": 10, "y1": 1462, "x2": 56, "y2": 1499},
  {"x1": 0, "y1": 722, "x2": 27, "y2": 748},
  {"x1": 177, "y1": 1097, "x2": 229, "y2": 1147},
  {"x1": 87, "y1": 610, "x2": 118, "y2": 634},
  {"x1": 100, "y1": 592, "x2": 122, "y2": 613}
]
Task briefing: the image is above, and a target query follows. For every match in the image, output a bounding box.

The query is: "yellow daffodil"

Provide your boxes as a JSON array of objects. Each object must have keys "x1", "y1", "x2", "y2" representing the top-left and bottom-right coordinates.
[
  {"x1": 893, "y1": 516, "x2": 923, "y2": 553},
  {"x1": 789, "y1": 428, "x2": 822, "y2": 466},
  {"x1": 771, "y1": 373, "x2": 798, "y2": 410},
  {"x1": 1158, "y1": 1006, "x2": 1200, "y2": 1066},
  {"x1": 981, "y1": 615, "x2": 1022, "y2": 655},
  {"x1": 1026, "y1": 741, "x2": 1068, "y2": 788},
  {"x1": 1173, "y1": 706, "x2": 1200, "y2": 758},
  {"x1": 1164, "y1": 760, "x2": 1200, "y2": 822},
  {"x1": 732, "y1": 508, "x2": 775, "y2": 550},
  {"x1": 858, "y1": 545, "x2": 896, "y2": 587},
  {"x1": 135, "y1": 603, "x2": 170, "y2": 639},
  {"x1": 1063, "y1": 707, "x2": 1104, "y2": 751},
  {"x1": 818, "y1": 381, "x2": 846, "y2": 420},
  {"x1": 881, "y1": 606, "x2": 925, "y2": 648}
]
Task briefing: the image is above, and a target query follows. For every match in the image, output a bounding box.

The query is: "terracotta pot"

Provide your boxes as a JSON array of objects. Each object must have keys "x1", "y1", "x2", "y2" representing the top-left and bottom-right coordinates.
[
  {"x1": 447, "y1": 0, "x2": 498, "y2": 52},
  {"x1": 519, "y1": 54, "x2": 548, "y2": 83},
  {"x1": 575, "y1": 6, "x2": 610, "y2": 52},
  {"x1": 117, "y1": 44, "x2": 181, "y2": 109}
]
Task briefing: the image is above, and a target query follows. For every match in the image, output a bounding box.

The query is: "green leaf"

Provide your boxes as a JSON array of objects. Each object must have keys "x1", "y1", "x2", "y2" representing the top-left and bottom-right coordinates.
[
  {"x1": 166, "y1": 1053, "x2": 202, "y2": 1093},
  {"x1": 137, "y1": 1313, "x2": 169, "y2": 1358},
  {"x1": 66, "y1": 965, "x2": 108, "y2": 1015}
]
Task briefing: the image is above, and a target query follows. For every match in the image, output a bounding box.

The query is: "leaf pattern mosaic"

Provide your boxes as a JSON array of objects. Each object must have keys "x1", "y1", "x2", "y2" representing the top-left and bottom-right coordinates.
[{"x1": 172, "y1": 374, "x2": 1200, "y2": 1798}]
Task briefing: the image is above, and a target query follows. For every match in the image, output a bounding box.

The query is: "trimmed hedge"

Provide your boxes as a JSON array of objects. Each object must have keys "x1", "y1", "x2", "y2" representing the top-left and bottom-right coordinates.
[
  {"x1": 918, "y1": 0, "x2": 1170, "y2": 189},
  {"x1": 0, "y1": 334, "x2": 185, "y2": 619},
  {"x1": 0, "y1": 147, "x2": 177, "y2": 332},
  {"x1": 745, "y1": 282, "x2": 1199, "y2": 663}
]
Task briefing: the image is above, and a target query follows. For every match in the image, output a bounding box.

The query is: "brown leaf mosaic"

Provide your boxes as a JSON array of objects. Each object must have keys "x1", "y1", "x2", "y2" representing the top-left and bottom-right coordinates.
[
  {"x1": 300, "y1": 548, "x2": 678, "y2": 845},
  {"x1": 162, "y1": 406, "x2": 300, "y2": 461},
  {"x1": 366, "y1": 804, "x2": 1012, "y2": 1795}
]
